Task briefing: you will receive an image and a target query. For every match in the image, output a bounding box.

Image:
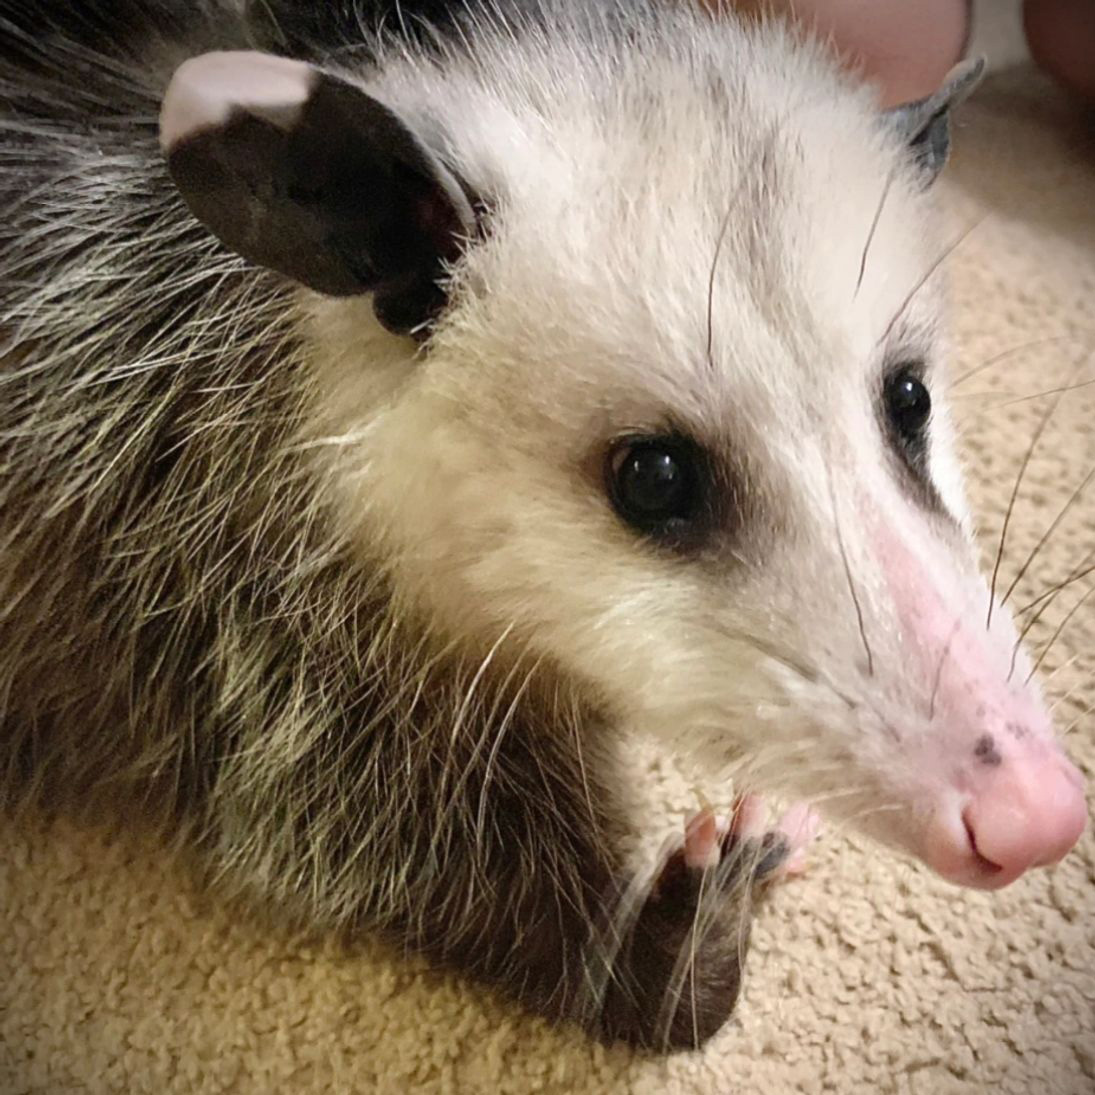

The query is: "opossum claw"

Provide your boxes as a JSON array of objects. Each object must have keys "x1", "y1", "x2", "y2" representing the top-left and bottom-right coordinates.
[{"x1": 684, "y1": 795, "x2": 822, "y2": 878}]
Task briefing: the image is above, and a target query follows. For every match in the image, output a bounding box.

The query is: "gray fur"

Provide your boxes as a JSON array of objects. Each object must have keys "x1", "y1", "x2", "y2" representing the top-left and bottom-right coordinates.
[
  {"x1": 0, "y1": 0, "x2": 767, "y2": 1047},
  {"x1": 1, "y1": 0, "x2": 1043, "y2": 1053},
  {"x1": 884, "y1": 57, "x2": 986, "y2": 183}
]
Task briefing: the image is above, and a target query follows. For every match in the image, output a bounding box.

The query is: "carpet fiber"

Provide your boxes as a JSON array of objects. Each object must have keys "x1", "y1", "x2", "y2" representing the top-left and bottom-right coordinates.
[{"x1": 2, "y1": 53, "x2": 1094, "y2": 1095}]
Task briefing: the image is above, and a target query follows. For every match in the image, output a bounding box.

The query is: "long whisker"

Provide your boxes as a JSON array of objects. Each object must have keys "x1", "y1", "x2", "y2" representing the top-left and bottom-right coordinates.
[
  {"x1": 1042, "y1": 650, "x2": 1080, "y2": 691},
  {"x1": 819, "y1": 800, "x2": 907, "y2": 849},
  {"x1": 929, "y1": 608, "x2": 966, "y2": 720},
  {"x1": 712, "y1": 623, "x2": 859, "y2": 713},
  {"x1": 705, "y1": 198, "x2": 736, "y2": 370},
  {"x1": 1000, "y1": 462, "x2": 1095, "y2": 610},
  {"x1": 998, "y1": 374, "x2": 1095, "y2": 407},
  {"x1": 954, "y1": 376, "x2": 1095, "y2": 414},
  {"x1": 1015, "y1": 552, "x2": 1095, "y2": 617},
  {"x1": 826, "y1": 466, "x2": 874, "y2": 676},
  {"x1": 855, "y1": 166, "x2": 895, "y2": 298},
  {"x1": 1025, "y1": 584, "x2": 1095, "y2": 686},
  {"x1": 1049, "y1": 674, "x2": 1086, "y2": 718},
  {"x1": 800, "y1": 784, "x2": 887, "y2": 810},
  {"x1": 1062, "y1": 699, "x2": 1095, "y2": 737},
  {"x1": 1009, "y1": 577, "x2": 1066, "y2": 682},
  {"x1": 986, "y1": 382, "x2": 1070, "y2": 630},
  {"x1": 949, "y1": 334, "x2": 1091, "y2": 389},
  {"x1": 878, "y1": 216, "x2": 985, "y2": 347}
]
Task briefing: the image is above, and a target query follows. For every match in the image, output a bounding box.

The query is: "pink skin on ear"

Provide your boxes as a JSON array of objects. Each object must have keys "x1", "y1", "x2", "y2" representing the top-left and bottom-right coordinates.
[{"x1": 159, "y1": 51, "x2": 314, "y2": 152}]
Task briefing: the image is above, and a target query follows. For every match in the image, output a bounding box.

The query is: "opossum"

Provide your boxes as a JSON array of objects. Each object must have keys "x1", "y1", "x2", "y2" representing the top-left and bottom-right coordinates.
[{"x1": 0, "y1": 0, "x2": 1087, "y2": 1052}]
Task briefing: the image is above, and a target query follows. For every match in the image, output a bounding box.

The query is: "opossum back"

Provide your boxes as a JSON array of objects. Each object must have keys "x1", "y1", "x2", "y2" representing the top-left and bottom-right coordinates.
[{"x1": 0, "y1": 0, "x2": 308, "y2": 817}]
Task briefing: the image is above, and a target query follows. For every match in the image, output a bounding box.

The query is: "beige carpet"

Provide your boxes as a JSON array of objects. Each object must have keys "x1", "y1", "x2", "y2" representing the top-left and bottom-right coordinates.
[{"x1": 2, "y1": 59, "x2": 1095, "y2": 1095}]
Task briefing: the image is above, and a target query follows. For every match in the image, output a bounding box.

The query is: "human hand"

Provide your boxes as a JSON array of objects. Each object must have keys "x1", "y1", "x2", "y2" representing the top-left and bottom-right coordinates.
[{"x1": 705, "y1": 0, "x2": 1095, "y2": 108}]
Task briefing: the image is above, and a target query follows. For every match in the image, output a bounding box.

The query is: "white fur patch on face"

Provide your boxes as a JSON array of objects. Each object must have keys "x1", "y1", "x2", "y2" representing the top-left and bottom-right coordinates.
[
  {"x1": 296, "y1": 4, "x2": 1052, "y2": 875},
  {"x1": 159, "y1": 50, "x2": 315, "y2": 150}
]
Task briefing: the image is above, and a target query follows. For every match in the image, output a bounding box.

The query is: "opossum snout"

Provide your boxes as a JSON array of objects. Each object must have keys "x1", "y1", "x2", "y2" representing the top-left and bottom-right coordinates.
[
  {"x1": 870, "y1": 515, "x2": 1087, "y2": 887},
  {"x1": 920, "y1": 741, "x2": 1086, "y2": 889}
]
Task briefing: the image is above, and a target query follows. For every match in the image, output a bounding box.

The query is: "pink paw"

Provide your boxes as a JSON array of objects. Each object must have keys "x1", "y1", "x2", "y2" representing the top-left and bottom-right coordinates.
[{"x1": 682, "y1": 794, "x2": 822, "y2": 879}]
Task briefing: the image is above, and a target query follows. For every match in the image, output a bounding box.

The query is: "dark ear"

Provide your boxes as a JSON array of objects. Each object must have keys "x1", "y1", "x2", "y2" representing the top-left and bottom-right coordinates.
[
  {"x1": 883, "y1": 57, "x2": 986, "y2": 186},
  {"x1": 159, "y1": 51, "x2": 475, "y2": 336}
]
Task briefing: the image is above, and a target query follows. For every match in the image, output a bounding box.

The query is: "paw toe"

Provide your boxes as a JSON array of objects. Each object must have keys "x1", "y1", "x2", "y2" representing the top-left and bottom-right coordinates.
[
  {"x1": 683, "y1": 808, "x2": 722, "y2": 870},
  {"x1": 772, "y1": 803, "x2": 822, "y2": 877}
]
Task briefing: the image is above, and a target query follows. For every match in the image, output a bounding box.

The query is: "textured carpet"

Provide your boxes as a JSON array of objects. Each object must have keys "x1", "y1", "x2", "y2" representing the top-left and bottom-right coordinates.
[{"x1": 2, "y1": 30, "x2": 1095, "y2": 1095}]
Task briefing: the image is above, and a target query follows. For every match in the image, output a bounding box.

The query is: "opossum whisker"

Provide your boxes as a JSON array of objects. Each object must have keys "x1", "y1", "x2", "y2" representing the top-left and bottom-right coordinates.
[
  {"x1": 819, "y1": 800, "x2": 907, "y2": 849},
  {"x1": 948, "y1": 333, "x2": 1095, "y2": 390},
  {"x1": 1014, "y1": 550, "x2": 1095, "y2": 617},
  {"x1": 707, "y1": 623, "x2": 864, "y2": 726},
  {"x1": 986, "y1": 375, "x2": 1071, "y2": 630},
  {"x1": 579, "y1": 871, "x2": 646, "y2": 1029},
  {"x1": 826, "y1": 465, "x2": 874, "y2": 676},
  {"x1": 713, "y1": 699, "x2": 883, "y2": 789},
  {"x1": 705, "y1": 185, "x2": 741, "y2": 371},
  {"x1": 804, "y1": 784, "x2": 889, "y2": 810},
  {"x1": 657, "y1": 853, "x2": 727, "y2": 1051},
  {"x1": 1042, "y1": 650, "x2": 1081, "y2": 692},
  {"x1": 567, "y1": 692, "x2": 612, "y2": 869},
  {"x1": 1048, "y1": 675, "x2": 1087, "y2": 719},
  {"x1": 472, "y1": 655, "x2": 543, "y2": 841},
  {"x1": 929, "y1": 601, "x2": 970, "y2": 721},
  {"x1": 878, "y1": 215, "x2": 986, "y2": 347},
  {"x1": 687, "y1": 864, "x2": 709, "y2": 1049},
  {"x1": 1024, "y1": 584, "x2": 1095, "y2": 687},
  {"x1": 855, "y1": 165, "x2": 895, "y2": 298},
  {"x1": 290, "y1": 429, "x2": 379, "y2": 454},
  {"x1": 391, "y1": 0, "x2": 414, "y2": 42},
  {"x1": 444, "y1": 624, "x2": 516, "y2": 740},
  {"x1": 1061, "y1": 699, "x2": 1095, "y2": 737},
  {"x1": 731, "y1": 754, "x2": 880, "y2": 802},
  {"x1": 995, "y1": 374, "x2": 1095, "y2": 408},
  {"x1": 948, "y1": 390, "x2": 1046, "y2": 415},
  {"x1": 1000, "y1": 461, "x2": 1095, "y2": 615}
]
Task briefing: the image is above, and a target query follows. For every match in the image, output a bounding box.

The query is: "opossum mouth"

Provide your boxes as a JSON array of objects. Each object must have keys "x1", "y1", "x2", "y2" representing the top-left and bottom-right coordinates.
[
  {"x1": 914, "y1": 756, "x2": 1087, "y2": 891},
  {"x1": 962, "y1": 816, "x2": 1008, "y2": 882},
  {"x1": 950, "y1": 818, "x2": 1008, "y2": 887}
]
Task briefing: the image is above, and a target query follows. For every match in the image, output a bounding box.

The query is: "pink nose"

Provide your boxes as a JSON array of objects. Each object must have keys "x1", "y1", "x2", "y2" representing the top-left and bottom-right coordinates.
[
  {"x1": 962, "y1": 755, "x2": 1087, "y2": 886},
  {"x1": 925, "y1": 752, "x2": 1088, "y2": 889}
]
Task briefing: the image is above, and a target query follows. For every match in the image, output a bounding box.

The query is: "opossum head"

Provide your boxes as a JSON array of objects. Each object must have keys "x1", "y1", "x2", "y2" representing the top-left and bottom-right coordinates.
[{"x1": 160, "y1": 11, "x2": 1085, "y2": 889}]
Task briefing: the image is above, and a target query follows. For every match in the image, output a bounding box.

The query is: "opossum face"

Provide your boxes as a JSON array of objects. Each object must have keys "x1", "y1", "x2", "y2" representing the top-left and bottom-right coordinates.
[{"x1": 162, "y1": 32, "x2": 1085, "y2": 889}]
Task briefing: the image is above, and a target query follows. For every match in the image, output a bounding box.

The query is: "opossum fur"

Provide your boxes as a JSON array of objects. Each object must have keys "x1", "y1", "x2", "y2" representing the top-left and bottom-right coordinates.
[{"x1": 0, "y1": 0, "x2": 1083, "y2": 1052}]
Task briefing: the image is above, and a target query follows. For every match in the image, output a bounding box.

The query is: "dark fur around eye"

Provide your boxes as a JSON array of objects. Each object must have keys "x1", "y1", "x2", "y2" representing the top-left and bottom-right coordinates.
[
  {"x1": 605, "y1": 434, "x2": 716, "y2": 549},
  {"x1": 882, "y1": 363, "x2": 931, "y2": 470},
  {"x1": 879, "y1": 360, "x2": 950, "y2": 517}
]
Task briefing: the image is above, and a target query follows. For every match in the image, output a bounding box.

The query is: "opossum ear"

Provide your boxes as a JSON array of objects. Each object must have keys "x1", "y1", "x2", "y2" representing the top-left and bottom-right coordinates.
[
  {"x1": 883, "y1": 57, "x2": 985, "y2": 186},
  {"x1": 159, "y1": 51, "x2": 475, "y2": 337}
]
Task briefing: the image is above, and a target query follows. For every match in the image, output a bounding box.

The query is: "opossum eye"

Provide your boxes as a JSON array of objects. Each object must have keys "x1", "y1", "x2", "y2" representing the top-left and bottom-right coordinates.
[
  {"x1": 607, "y1": 437, "x2": 702, "y2": 537},
  {"x1": 884, "y1": 368, "x2": 931, "y2": 450}
]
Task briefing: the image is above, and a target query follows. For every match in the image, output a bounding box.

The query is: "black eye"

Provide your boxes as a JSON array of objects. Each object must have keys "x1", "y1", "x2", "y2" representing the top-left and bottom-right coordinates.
[
  {"x1": 607, "y1": 437, "x2": 701, "y2": 536},
  {"x1": 884, "y1": 368, "x2": 931, "y2": 446}
]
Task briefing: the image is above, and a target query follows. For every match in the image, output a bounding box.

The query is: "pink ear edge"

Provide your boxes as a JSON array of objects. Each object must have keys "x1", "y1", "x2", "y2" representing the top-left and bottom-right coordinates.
[{"x1": 159, "y1": 50, "x2": 316, "y2": 152}]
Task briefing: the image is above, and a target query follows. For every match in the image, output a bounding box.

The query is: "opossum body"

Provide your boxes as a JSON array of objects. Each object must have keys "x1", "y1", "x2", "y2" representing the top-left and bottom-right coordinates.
[{"x1": 0, "y1": 0, "x2": 1086, "y2": 1051}]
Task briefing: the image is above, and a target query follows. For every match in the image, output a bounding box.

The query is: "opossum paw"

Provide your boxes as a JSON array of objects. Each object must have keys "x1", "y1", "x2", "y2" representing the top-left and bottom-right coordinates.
[
  {"x1": 598, "y1": 796, "x2": 819, "y2": 1050},
  {"x1": 679, "y1": 794, "x2": 821, "y2": 884},
  {"x1": 726, "y1": 794, "x2": 821, "y2": 878}
]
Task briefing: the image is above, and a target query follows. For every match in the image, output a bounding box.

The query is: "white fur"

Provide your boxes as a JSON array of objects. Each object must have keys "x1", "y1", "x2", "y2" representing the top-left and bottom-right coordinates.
[{"x1": 296, "y1": 4, "x2": 1041, "y2": 861}]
